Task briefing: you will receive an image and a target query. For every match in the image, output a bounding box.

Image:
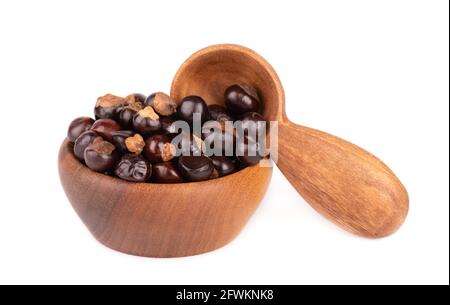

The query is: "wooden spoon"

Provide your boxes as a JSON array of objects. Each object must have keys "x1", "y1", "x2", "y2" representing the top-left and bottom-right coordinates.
[{"x1": 171, "y1": 44, "x2": 409, "y2": 238}]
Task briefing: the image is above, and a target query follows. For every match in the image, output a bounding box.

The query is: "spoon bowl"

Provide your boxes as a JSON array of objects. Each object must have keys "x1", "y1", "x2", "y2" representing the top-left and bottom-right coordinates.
[{"x1": 171, "y1": 44, "x2": 284, "y2": 121}]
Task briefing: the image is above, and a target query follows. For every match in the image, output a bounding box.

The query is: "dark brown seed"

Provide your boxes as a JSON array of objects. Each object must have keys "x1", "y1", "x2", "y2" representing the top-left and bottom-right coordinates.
[
  {"x1": 239, "y1": 112, "x2": 267, "y2": 140},
  {"x1": 224, "y1": 84, "x2": 260, "y2": 114},
  {"x1": 132, "y1": 106, "x2": 162, "y2": 136},
  {"x1": 231, "y1": 157, "x2": 246, "y2": 170},
  {"x1": 117, "y1": 99, "x2": 144, "y2": 129},
  {"x1": 208, "y1": 104, "x2": 233, "y2": 122},
  {"x1": 172, "y1": 132, "x2": 205, "y2": 156},
  {"x1": 202, "y1": 121, "x2": 236, "y2": 156},
  {"x1": 111, "y1": 130, "x2": 135, "y2": 152},
  {"x1": 94, "y1": 94, "x2": 127, "y2": 119},
  {"x1": 145, "y1": 92, "x2": 177, "y2": 116},
  {"x1": 84, "y1": 140, "x2": 119, "y2": 172},
  {"x1": 73, "y1": 130, "x2": 101, "y2": 161},
  {"x1": 160, "y1": 115, "x2": 179, "y2": 135},
  {"x1": 115, "y1": 154, "x2": 152, "y2": 182},
  {"x1": 90, "y1": 119, "x2": 121, "y2": 141},
  {"x1": 178, "y1": 156, "x2": 214, "y2": 182},
  {"x1": 211, "y1": 156, "x2": 238, "y2": 177},
  {"x1": 151, "y1": 162, "x2": 184, "y2": 183},
  {"x1": 143, "y1": 134, "x2": 176, "y2": 163},
  {"x1": 177, "y1": 96, "x2": 210, "y2": 125},
  {"x1": 236, "y1": 136, "x2": 263, "y2": 165},
  {"x1": 67, "y1": 117, "x2": 95, "y2": 143},
  {"x1": 117, "y1": 107, "x2": 137, "y2": 129}
]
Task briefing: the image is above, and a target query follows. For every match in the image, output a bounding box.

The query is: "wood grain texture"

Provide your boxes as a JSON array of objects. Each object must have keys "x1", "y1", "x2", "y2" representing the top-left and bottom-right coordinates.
[
  {"x1": 58, "y1": 140, "x2": 272, "y2": 258},
  {"x1": 278, "y1": 121, "x2": 409, "y2": 237},
  {"x1": 171, "y1": 44, "x2": 409, "y2": 238}
]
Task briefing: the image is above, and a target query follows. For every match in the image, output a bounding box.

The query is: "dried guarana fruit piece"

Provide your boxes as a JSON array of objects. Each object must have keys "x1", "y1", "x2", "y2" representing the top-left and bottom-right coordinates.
[
  {"x1": 74, "y1": 130, "x2": 102, "y2": 161},
  {"x1": 90, "y1": 119, "x2": 121, "y2": 141},
  {"x1": 95, "y1": 94, "x2": 127, "y2": 119},
  {"x1": 125, "y1": 134, "x2": 145, "y2": 155},
  {"x1": 112, "y1": 131, "x2": 145, "y2": 154},
  {"x1": 143, "y1": 134, "x2": 176, "y2": 163},
  {"x1": 208, "y1": 104, "x2": 233, "y2": 122},
  {"x1": 137, "y1": 105, "x2": 160, "y2": 120},
  {"x1": 125, "y1": 93, "x2": 146, "y2": 106},
  {"x1": 202, "y1": 120, "x2": 236, "y2": 155},
  {"x1": 67, "y1": 117, "x2": 95, "y2": 143},
  {"x1": 177, "y1": 96, "x2": 210, "y2": 125},
  {"x1": 132, "y1": 106, "x2": 162, "y2": 136},
  {"x1": 224, "y1": 84, "x2": 260, "y2": 114},
  {"x1": 211, "y1": 156, "x2": 237, "y2": 177},
  {"x1": 68, "y1": 85, "x2": 269, "y2": 184},
  {"x1": 236, "y1": 136, "x2": 263, "y2": 166},
  {"x1": 177, "y1": 156, "x2": 214, "y2": 182},
  {"x1": 115, "y1": 154, "x2": 152, "y2": 182},
  {"x1": 111, "y1": 130, "x2": 135, "y2": 152},
  {"x1": 117, "y1": 95, "x2": 145, "y2": 128},
  {"x1": 151, "y1": 162, "x2": 184, "y2": 183},
  {"x1": 84, "y1": 139, "x2": 119, "y2": 172},
  {"x1": 145, "y1": 92, "x2": 177, "y2": 116}
]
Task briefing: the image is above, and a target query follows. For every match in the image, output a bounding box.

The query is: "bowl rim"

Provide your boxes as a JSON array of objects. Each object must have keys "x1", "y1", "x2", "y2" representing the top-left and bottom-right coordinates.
[{"x1": 60, "y1": 139, "x2": 272, "y2": 188}]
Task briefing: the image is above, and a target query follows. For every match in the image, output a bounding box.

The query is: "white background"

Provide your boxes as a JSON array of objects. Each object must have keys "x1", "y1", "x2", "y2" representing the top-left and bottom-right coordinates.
[{"x1": 0, "y1": 0, "x2": 448, "y2": 285}]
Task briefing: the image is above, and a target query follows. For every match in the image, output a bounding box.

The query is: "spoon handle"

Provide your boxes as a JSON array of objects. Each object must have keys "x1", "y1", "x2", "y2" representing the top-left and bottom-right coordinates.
[{"x1": 276, "y1": 120, "x2": 409, "y2": 238}]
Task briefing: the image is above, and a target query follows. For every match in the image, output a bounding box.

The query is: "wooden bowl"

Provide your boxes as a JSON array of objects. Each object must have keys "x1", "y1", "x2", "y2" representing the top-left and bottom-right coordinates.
[
  {"x1": 59, "y1": 140, "x2": 272, "y2": 257},
  {"x1": 59, "y1": 44, "x2": 276, "y2": 258}
]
